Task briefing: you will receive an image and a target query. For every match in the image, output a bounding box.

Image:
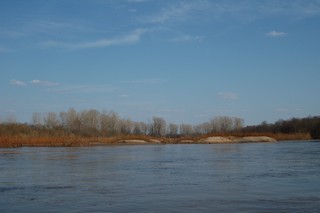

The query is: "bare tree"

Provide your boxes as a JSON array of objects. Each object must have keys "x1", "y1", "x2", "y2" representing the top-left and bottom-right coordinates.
[
  {"x1": 119, "y1": 118, "x2": 133, "y2": 135},
  {"x1": 5, "y1": 114, "x2": 17, "y2": 124},
  {"x1": 81, "y1": 109, "x2": 100, "y2": 130},
  {"x1": 219, "y1": 116, "x2": 233, "y2": 132},
  {"x1": 108, "y1": 111, "x2": 120, "y2": 136},
  {"x1": 26, "y1": 108, "x2": 247, "y2": 138},
  {"x1": 179, "y1": 123, "x2": 194, "y2": 136},
  {"x1": 32, "y1": 112, "x2": 43, "y2": 126},
  {"x1": 210, "y1": 118, "x2": 220, "y2": 133},
  {"x1": 66, "y1": 108, "x2": 81, "y2": 132},
  {"x1": 210, "y1": 116, "x2": 232, "y2": 133},
  {"x1": 194, "y1": 122, "x2": 211, "y2": 135},
  {"x1": 98, "y1": 110, "x2": 118, "y2": 136},
  {"x1": 167, "y1": 123, "x2": 178, "y2": 137},
  {"x1": 44, "y1": 112, "x2": 59, "y2": 129},
  {"x1": 59, "y1": 111, "x2": 67, "y2": 129},
  {"x1": 99, "y1": 110, "x2": 109, "y2": 136},
  {"x1": 79, "y1": 109, "x2": 100, "y2": 136},
  {"x1": 140, "y1": 122, "x2": 150, "y2": 135},
  {"x1": 233, "y1": 117, "x2": 244, "y2": 131},
  {"x1": 151, "y1": 117, "x2": 166, "y2": 137},
  {"x1": 133, "y1": 121, "x2": 148, "y2": 135}
]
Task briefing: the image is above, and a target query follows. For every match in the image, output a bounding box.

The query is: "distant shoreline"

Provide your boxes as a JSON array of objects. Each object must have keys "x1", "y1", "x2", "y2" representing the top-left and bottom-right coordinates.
[
  {"x1": 1, "y1": 111, "x2": 318, "y2": 148},
  {"x1": 1, "y1": 134, "x2": 314, "y2": 148}
]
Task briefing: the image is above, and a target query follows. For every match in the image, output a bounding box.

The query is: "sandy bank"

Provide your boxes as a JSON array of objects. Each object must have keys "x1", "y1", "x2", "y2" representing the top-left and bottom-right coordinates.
[
  {"x1": 117, "y1": 139, "x2": 162, "y2": 144},
  {"x1": 115, "y1": 136, "x2": 277, "y2": 145},
  {"x1": 197, "y1": 136, "x2": 276, "y2": 143}
]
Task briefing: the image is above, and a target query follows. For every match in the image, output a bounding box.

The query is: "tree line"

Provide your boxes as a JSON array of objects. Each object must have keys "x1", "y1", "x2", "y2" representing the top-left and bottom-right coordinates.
[
  {"x1": 243, "y1": 116, "x2": 320, "y2": 139},
  {"x1": 0, "y1": 108, "x2": 244, "y2": 138},
  {"x1": 1, "y1": 108, "x2": 319, "y2": 139}
]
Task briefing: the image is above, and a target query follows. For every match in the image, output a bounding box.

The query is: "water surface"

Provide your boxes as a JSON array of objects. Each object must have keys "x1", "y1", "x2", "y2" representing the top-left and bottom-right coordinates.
[{"x1": 1, "y1": 141, "x2": 319, "y2": 212}]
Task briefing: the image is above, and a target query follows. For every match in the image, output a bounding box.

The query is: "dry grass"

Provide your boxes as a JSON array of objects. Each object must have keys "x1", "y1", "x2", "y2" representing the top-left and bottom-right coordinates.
[
  {"x1": 0, "y1": 132, "x2": 312, "y2": 148},
  {"x1": 0, "y1": 134, "x2": 160, "y2": 148}
]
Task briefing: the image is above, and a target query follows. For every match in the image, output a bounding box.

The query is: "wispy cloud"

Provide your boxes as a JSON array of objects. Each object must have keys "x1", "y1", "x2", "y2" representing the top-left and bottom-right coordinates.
[
  {"x1": 40, "y1": 29, "x2": 146, "y2": 50},
  {"x1": 218, "y1": 92, "x2": 239, "y2": 100},
  {"x1": 10, "y1": 79, "x2": 27, "y2": 86},
  {"x1": 169, "y1": 35, "x2": 205, "y2": 43},
  {"x1": 141, "y1": 0, "x2": 320, "y2": 26},
  {"x1": 47, "y1": 84, "x2": 118, "y2": 94},
  {"x1": 1, "y1": 20, "x2": 90, "y2": 39},
  {"x1": 141, "y1": 2, "x2": 203, "y2": 24},
  {"x1": 30, "y1": 80, "x2": 59, "y2": 87},
  {"x1": 261, "y1": 0, "x2": 320, "y2": 17},
  {"x1": 266, "y1": 30, "x2": 287, "y2": 37},
  {"x1": 10, "y1": 79, "x2": 59, "y2": 87},
  {"x1": 221, "y1": 1, "x2": 320, "y2": 19}
]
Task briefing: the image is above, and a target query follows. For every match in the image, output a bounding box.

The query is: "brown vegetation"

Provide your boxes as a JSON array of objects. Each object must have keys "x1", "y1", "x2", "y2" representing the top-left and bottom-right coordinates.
[
  {"x1": 0, "y1": 109, "x2": 318, "y2": 148},
  {"x1": 0, "y1": 132, "x2": 311, "y2": 148}
]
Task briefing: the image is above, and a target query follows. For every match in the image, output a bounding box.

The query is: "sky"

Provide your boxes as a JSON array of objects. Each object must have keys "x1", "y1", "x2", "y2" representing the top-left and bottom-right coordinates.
[{"x1": 1, "y1": 0, "x2": 320, "y2": 125}]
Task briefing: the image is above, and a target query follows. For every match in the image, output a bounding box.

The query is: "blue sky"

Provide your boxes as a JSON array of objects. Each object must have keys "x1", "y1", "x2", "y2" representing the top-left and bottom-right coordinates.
[{"x1": 1, "y1": 0, "x2": 320, "y2": 125}]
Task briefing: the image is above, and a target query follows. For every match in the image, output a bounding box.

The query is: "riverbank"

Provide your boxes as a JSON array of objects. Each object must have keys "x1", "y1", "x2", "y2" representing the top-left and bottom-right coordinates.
[{"x1": 0, "y1": 133, "x2": 311, "y2": 148}]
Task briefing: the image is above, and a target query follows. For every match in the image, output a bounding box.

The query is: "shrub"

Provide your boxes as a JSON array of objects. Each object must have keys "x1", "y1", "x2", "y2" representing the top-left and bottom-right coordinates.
[{"x1": 310, "y1": 123, "x2": 320, "y2": 139}]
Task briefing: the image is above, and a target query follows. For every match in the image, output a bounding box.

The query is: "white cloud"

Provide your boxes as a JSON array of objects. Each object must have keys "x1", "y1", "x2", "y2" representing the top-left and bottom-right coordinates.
[
  {"x1": 218, "y1": 92, "x2": 239, "y2": 100},
  {"x1": 10, "y1": 79, "x2": 27, "y2": 86},
  {"x1": 266, "y1": 30, "x2": 287, "y2": 37},
  {"x1": 30, "y1": 80, "x2": 59, "y2": 87},
  {"x1": 40, "y1": 29, "x2": 146, "y2": 50}
]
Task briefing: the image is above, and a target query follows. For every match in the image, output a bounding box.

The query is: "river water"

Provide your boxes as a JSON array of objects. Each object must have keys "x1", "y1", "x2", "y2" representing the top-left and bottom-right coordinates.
[{"x1": 0, "y1": 141, "x2": 319, "y2": 212}]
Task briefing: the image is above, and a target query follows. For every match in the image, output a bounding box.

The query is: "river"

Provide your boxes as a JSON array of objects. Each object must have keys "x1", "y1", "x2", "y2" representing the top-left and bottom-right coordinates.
[{"x1": 0, "y1": 141, "x2": 319, "y2": 212}]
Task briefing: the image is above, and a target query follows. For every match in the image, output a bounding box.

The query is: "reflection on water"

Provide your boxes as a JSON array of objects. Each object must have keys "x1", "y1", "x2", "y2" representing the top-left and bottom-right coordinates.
[{"x1": 0, "y1": 141, "x2": 320, "y2": 212}]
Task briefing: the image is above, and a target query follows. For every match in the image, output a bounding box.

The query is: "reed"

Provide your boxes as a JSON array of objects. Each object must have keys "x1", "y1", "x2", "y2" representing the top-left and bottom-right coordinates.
[{"x1": 0, "y1": 132, "x2": 312, "y2": 148}]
